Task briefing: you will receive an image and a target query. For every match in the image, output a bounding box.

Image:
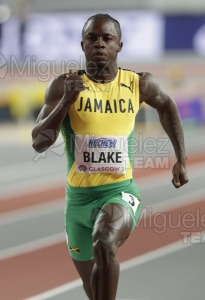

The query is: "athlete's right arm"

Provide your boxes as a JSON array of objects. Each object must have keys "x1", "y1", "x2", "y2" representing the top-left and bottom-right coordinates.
[{"x1": 32, "y1": 72, "x2": 85, "y2": 153}]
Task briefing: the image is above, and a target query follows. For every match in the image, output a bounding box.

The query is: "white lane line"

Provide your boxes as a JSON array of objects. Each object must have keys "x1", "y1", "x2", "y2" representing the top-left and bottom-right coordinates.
[
  {"x1": 137, "y1": 160, "x2": 205, "y2": 189},
  {"x1": 1, "y1": 158, "x2": 205, "y2": 201},
  {"x1": 120, "y1": 233, "x2": 204, "y2": 270},
  {"x1": 0, "y1": 169, "x2": 64, "y2": 188},
  {"x1": 24, "y1": 279, "x2": 82, "y2": 300},
  {"x1": 145, "y1": 186, "x2": 205, "y2": 213},
  {"x1": 1, "y1": 179, "x2": 205, "y2": 228},
  {"x1": 0, "y1": 163, "x2": 205, "y2": 225},
  {"x1": 0, "y1": 232, "x2": 65, "y2": 261},
  {"x1": 0, "y1": 198, "x2": 64, "y2": 225},
  {"x1": 0, "y1": 176, "x2": 65, "y2": 200},
  {"x1": 24, "y1": 232, "x2": 204, "y2": 300}
]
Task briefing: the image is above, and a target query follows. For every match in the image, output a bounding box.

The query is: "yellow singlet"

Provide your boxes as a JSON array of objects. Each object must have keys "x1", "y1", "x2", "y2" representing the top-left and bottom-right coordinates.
[{"x1": 61, "y1": 68, "x2": 140, "y2": 187}]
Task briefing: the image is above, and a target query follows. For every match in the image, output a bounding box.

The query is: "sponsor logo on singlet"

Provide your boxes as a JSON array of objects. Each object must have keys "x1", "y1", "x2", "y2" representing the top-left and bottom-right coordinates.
[
  {"x1": 88, "y1": 138, "x2": 117, "y2": 148},
  {"x1": 75, "y1": 135, "x2": 128, "y2": 174},
  {"x1": 120, "y1": 81, "x2": 133, "y2": 93},
  {"x1": 77, "y1": 165, "x2": 87, "y2": 172}
]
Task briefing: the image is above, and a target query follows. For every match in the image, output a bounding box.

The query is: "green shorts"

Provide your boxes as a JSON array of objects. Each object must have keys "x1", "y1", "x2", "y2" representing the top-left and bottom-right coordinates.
[{"x1": 65, "y1": 179, "x2": 141, "y2": 261}]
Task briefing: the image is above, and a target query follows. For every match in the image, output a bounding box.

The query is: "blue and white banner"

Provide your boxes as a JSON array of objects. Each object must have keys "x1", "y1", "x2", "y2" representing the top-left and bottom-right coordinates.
[{"x1": 165, "y1": 15, "x2": 205, "y2": 55}]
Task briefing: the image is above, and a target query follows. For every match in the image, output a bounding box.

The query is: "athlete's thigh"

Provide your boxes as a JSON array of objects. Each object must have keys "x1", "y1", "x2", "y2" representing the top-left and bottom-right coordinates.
[
  {"x1": 92, "y1": 203, "x2": 133, "y2": 248},
  {"x1": 65, "y1": 219, "x2": 94, "y2": 261},
  {"x1": 92, "y1": 182, "x2": 141, "y2": 247}
]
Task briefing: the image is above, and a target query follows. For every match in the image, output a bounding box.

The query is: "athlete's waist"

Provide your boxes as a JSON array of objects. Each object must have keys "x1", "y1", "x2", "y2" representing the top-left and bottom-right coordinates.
[{"x1": 66, "y1": 179, "x2": 133, "y2": 195}]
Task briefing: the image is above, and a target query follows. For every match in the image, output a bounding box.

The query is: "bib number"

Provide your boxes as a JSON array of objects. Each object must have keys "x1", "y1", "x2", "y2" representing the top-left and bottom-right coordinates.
[{"x1": 121, "y1": 192, "x2": 140, "y2": 214}]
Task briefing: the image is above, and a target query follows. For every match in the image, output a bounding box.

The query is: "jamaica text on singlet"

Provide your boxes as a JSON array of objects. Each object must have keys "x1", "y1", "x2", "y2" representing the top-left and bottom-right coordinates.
[{"x1": 76, "y1": 97, "x2": 134, "y2": 113}]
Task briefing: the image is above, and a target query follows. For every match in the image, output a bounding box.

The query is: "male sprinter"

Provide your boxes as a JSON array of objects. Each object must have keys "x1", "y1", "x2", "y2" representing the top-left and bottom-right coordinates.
[{"x1": 32, "y1": 14, "x2": 188, "y2": 300}]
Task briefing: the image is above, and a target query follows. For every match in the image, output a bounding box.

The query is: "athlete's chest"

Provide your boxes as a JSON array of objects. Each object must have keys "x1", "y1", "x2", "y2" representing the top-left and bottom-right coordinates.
[
  {"x1": 68, "y1": 72, "x2": 139, "y2": 135},
  {"x1": 75, "y1": 96, "x2": 135, "y2": 114}
]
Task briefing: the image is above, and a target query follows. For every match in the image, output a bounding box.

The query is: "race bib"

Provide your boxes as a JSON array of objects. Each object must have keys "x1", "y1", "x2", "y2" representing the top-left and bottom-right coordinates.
[
  {"x1": 121, "y1": 192, "x2": 140, "y2": 214},
  {"x1": 75, "y1": 135, "x2": 128, "y2": 174}
]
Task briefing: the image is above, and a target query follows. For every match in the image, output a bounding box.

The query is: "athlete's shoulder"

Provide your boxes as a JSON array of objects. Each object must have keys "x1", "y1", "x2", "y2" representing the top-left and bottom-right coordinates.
[
  {"x1": 136, "y1": 72, "x2": 155, "y2": 92},
  {"x1": 137, "y1": 72, "x2": 164, "y2": 104},
  {"x1": 138, "y1": 72, "x2": 157, "y2": 86},
  {"x1": 120, "y1": 68, "x2": 138, "y2": 76},
  {"x1": 137, "y1": 72, "x2": 154, "y2": 80},
  {"x1": 119, "y1": 68, "x2": 140, "y2": 82},
  {"x1": 120, "y1": 69, "x2": 152, "y2": 81}
]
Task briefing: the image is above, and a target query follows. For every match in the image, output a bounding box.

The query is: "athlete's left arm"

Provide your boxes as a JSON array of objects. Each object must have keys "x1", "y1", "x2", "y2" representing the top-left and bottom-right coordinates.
[{"x1": 138, "y1": 72, "x2": 188, "y2": 188}]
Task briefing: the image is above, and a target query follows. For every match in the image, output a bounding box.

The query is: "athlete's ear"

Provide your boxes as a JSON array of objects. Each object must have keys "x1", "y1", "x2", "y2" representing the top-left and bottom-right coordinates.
[
  {"x1": 81, "y1": 41, "x2": 84, "y2": 52},
  {"x1": 118, "y1": 41, "x2": 123, "y2": 52}
]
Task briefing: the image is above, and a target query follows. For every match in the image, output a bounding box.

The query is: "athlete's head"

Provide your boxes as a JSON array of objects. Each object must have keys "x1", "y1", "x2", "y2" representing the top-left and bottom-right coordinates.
[
  {"x1": 82, "y1": 14, "x2": 122, "y2": 40},
  {"x1": 81, "y1": 14, "x2": 123, "y2": 65}
]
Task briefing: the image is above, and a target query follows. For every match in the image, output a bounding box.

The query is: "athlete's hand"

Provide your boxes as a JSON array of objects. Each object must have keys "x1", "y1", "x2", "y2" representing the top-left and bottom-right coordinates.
[
  {"x1": 172, "y1": 161, "x2": 188, "y2": 188},
  {"x1": 62, "y1": 69, "x2": 85, "y2": 106}
]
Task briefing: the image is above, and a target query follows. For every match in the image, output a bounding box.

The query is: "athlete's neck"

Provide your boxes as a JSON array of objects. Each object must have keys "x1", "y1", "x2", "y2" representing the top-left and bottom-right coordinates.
[{"x1": 86, "y1": 63, "x2": 118, "y2": 83}]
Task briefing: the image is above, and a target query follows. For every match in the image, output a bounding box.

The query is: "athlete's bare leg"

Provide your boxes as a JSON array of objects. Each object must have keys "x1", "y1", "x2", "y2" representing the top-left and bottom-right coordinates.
[
  {"x1": 72, "y1": 259, "x2": 95, "y2": 299},
  {"x1": 91, "y1": 203, "x2": 133, "y2": 300},
  {"x1": 72, "y1": 203, "x2": 133, "y2": 300}
]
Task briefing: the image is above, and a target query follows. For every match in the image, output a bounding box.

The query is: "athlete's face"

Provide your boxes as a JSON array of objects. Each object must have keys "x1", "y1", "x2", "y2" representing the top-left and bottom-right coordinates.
[{"x1": 81, "y1": 18, "x2": 123, "y2": 65}]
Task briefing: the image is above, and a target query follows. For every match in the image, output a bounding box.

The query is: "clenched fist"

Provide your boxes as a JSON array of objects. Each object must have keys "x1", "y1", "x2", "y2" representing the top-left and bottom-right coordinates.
[
  {"x1": 62, "y1": 69, "x2": 85, "y2": 106},
  {"x1": 172, "y1": 161, "x2": 188, "y2": 188}
]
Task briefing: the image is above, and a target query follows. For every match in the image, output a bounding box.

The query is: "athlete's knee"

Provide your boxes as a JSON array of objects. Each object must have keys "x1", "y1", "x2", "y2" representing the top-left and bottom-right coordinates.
[{"x1": 93, "y1": 234, "x2": 117, "y2": 267}]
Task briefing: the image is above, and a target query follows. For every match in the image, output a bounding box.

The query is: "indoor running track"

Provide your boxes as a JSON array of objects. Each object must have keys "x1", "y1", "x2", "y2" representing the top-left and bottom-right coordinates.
[{"x1": 0, "y1": 148, "x2": 205, "y2": 300}]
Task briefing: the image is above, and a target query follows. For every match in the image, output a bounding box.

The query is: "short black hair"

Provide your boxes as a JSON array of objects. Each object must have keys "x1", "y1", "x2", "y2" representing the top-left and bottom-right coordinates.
[{"x1": 82, "y1": 14, "x2": 121, "y2": 40}]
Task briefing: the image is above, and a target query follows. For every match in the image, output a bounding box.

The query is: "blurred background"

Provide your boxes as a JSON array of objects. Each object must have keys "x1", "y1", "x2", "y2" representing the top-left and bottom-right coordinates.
[
  {"x1": 0, "y1": 1, "x2": 205, "y2": 299},
  {"x1": 0, "y1": 0, "x2": 205, "y2": 127}
]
